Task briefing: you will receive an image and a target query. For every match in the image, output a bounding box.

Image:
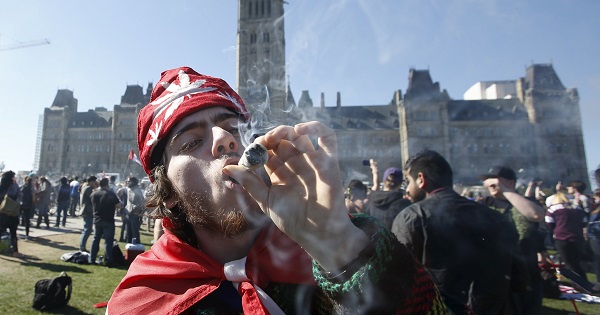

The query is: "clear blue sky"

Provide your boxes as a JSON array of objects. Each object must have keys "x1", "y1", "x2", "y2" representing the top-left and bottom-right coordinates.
[{"x1": 1, "y1": 1, "x2": 598, "y2": 187}]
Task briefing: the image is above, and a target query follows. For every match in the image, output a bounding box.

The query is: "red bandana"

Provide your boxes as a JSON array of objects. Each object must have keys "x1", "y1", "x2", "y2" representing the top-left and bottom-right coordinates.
[
  {"x1": 107, "y1": 223, "x2": 316, "y2": 315},
  {"x1": 137, "y1": 67, "x2": 249, "y2": 177}
]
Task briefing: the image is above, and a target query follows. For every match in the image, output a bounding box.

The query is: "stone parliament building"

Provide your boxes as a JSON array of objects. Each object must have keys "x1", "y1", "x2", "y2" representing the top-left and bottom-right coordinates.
[{"x1": 38, "y1": 0, "x2": 588, "y2": 187}]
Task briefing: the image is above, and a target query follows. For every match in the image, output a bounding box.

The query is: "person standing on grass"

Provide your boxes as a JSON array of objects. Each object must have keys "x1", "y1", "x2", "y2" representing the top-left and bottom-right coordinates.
[
  {"x1": 54, "y1": 177, "x2": 71, "y2": 227},
  {"x1": 69, "y1": 176, "x2": 81, "y2": 217},
  {"x1": 546, "y1": 192, "x2": 588, "y2": 281},
  {"x1": 0, "y1": 171, "x2": 23, "y2": 257},
  {"x1": 79, "y1": 176, "x2": 98, "y2": 252},
  {"x1": 35, "y1": 176, "x2": 52, "y2": 228},
  {"x1": 124, "y1": 176, "x2": 144, "y2": 243},
  {"x1": 19, "y1": 176, "x2": 34, "y2": 240},
  {"x1": 89, "y1": 177, "x2": 120, "y2": 265}
]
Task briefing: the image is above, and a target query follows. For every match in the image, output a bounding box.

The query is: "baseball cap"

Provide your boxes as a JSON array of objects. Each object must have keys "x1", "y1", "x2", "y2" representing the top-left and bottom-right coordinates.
[
  {"x1": 383, "y1": 167, "x2": 403, "y2": 182},
  {"x1": 480, "y1": 165, "x2": 516, "y2": 181}
]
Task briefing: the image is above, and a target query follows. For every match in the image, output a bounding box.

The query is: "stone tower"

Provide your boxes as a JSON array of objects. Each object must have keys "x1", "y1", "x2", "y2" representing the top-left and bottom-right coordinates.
[{"x1": 237, "y1": 0, "x2": 287, "y2": 123}]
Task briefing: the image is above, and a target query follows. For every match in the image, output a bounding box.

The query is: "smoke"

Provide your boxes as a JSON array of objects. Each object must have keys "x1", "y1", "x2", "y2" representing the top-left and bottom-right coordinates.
[{"x1": 236, "y1": 84, "x2": 276, "y2": 148}]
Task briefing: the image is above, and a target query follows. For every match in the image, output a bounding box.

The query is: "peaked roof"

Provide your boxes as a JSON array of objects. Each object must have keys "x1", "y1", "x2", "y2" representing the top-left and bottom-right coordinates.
[
  {"x1": 524, "y1": 64, "x2": 565, "y2": 91},
  {"x1": 51, "y1": 89, "x2": 77, "y2": 108}
]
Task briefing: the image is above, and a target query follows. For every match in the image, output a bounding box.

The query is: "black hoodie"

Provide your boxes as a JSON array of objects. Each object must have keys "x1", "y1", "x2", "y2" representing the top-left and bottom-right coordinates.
[{"x1": 365, "y1": 190, "x2": 411, "y2": 229}]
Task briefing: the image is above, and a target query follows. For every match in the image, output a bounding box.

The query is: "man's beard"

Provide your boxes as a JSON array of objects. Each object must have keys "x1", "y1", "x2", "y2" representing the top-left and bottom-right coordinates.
[
  {"x1": 410, "y1": 188, "x2": 427, "y2": 203},
  {"x1": 178, "y1": 190, "x2": 264, "y2": 239}
]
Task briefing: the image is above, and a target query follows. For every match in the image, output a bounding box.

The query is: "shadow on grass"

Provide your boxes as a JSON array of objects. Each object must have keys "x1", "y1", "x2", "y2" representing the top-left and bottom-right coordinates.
[
  {"x1": 31, "y1": 234, "x2": 81, "y2": 252},
  {"x1": 0, "y1": 254, "x2": 92, "y2": 274},
  {"x1": 35, "y1": 304, "x2": 99, "y2": 315},
  {"x1": 19, "y1": 259, "x2": 92, "y2": 273}
]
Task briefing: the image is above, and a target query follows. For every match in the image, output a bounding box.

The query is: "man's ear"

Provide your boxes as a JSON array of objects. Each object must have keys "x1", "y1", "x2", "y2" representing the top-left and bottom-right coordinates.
[{"x1": 416, "y1": 172, "x2": 426, "y2": 189}]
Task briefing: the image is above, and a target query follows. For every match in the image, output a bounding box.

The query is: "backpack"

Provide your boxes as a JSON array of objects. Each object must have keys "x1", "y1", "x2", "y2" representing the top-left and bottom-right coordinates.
[
  {"x1": 111, "y1": 242, "x2": 127, "y2": 267},
  {"x1": 32, "y1": 272, "x2": 72, "y2": 310}
]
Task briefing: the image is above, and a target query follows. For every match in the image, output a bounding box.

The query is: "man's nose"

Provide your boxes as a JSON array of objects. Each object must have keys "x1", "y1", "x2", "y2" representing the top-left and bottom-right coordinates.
[{"x1": 211, "y1": 126, "x2": 239, "y2": 157}]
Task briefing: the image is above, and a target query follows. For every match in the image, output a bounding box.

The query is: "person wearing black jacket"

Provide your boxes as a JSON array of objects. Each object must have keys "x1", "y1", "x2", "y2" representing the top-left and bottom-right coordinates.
[
  {"x1": 54, "y1": 177, "x2": 71, "y2": 227},
  {"x1": 0, "y1": 171, "x2": 23, "y2": 257},
  {"x1": 19, "y1": 176, "x2": 34, "y2": 240},
  {"x1": 392, "y1": 149, "x2": 519, "y2": 315},
  {"x1": 365, "y1": 163, "x2": 411, "y2": 229}
]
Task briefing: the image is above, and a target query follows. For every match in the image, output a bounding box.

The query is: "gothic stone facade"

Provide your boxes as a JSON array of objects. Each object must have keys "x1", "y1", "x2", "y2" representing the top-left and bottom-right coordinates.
[
  {"x1": 38, "y1": 85, "x2": 151, "y2": 179},
  {"x1": 397, "y1": 64, "x2": 588, "y2": 186},
  {"x1": 38, "y1": 64, "x2": 588, "y2": 187}
]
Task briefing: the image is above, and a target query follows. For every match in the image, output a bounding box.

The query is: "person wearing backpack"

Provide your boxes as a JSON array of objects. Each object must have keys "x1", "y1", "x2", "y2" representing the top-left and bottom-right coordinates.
[{"x1": 0, "y1": 171, "x2": 23, "y2": 257}]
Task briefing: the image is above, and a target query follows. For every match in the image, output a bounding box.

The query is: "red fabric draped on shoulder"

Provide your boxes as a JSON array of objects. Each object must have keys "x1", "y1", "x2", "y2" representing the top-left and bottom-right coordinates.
[{"x1": 107, "y1": 223, "x2": 315, "y2": 315}]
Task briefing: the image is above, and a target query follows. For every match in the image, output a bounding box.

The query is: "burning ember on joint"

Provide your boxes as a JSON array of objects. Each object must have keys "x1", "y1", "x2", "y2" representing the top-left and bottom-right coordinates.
[{"x1": 239, "y1": 143, "x2": 268, "y2": 171}]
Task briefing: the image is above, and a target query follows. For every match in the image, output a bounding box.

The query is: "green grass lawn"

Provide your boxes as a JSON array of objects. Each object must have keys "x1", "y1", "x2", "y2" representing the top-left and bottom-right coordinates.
[
  {"x1": 1, "y1": 226, "x2": 599, "y2": 314},
  {"x1": 0, "y1": 226, "x2": 154, "y2": 315}
]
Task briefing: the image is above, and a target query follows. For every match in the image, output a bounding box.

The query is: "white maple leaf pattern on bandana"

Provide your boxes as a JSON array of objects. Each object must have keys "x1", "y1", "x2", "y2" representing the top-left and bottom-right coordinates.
[
  {"x1": 145, "y1": 70, "x2": 217, "y2": 148},
  {"x1": 217, "y1": 91, "x2": 247, "y2": 116}
]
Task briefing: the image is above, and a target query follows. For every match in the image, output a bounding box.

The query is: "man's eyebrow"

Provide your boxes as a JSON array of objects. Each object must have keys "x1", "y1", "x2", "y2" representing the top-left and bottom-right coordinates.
[
  {"x1": 169, "y1": 121, "x2": 206, "y2": 146},
  {"x1": 214, "y1": 112, "x2": 241, "y2": 125},
  {"x1": 168, "y1": 112, "x2": 241, "y2": 146}
]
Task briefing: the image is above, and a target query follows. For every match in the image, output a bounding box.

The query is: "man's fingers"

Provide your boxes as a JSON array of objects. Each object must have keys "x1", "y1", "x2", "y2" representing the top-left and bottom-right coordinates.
[
  {"x1": 294, "y1": 121, "x2": 338, "y2": 157},
  {"x1": 261, "y1": 125, "x2": 316, "y2": 154},
  {"x1": 222, "y1": 165, "x2": 271, "y2": 215}
]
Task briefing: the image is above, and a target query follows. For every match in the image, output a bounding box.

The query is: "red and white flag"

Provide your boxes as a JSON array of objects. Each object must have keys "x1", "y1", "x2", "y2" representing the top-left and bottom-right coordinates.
[{"x1": 129, "y1": 150, "x2": 142, "y2": 166}]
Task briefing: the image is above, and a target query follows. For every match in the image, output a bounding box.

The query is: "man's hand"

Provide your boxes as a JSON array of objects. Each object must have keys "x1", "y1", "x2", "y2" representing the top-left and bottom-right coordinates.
[
  {"x1": 223, "y1": 121, "x2": 369, "y2": 272},
  {"x1": 483, "y1": 177, "x2": 515, "y2": 194},
  {"x1": 484, "y1": 177, "x2": 544, "y2": 222}
]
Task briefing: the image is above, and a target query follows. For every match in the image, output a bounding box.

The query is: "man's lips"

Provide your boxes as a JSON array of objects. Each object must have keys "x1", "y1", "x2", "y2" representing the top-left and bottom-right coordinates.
[{"x1": 223, "y1": 157, "x2": 244, "y2": 189}]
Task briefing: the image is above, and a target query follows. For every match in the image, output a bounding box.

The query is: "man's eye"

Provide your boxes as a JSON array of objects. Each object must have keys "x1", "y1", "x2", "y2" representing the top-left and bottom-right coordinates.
[
  {"x1": 180, "y1": 139, "x2": 203, "y2": 153},
  {"x1": 227, "y1": 127, "x2": 240, "y2": 135}
]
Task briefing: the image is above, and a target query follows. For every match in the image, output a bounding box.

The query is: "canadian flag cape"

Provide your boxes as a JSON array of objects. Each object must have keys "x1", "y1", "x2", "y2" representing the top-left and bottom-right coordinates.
[{"x1": 107, "y1": 221, "x2": 316, "y2": 315}]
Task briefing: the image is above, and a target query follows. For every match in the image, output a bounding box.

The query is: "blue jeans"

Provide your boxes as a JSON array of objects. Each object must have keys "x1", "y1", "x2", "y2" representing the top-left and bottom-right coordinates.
[
  {"x1": 126, "y1": 214, "x2": 141, "y2": 243},
  {"x1": 79, "y1": 215, "x2": 93, "y2": 251},
  {"x1": 55, "y1": 201, "x2": 69, "y2": 226},
  {"x1": 69, "y1": 195, "x2": 79, "y2": 216},
  {"x1": 90, "y1": 220, "x2": 115, "y2": 264}
]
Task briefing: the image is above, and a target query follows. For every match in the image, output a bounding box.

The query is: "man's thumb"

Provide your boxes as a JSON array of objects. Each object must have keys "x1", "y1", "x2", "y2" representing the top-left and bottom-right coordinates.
[{"x1": 222, "y1": 165, "x2": 269, "y2": 210}]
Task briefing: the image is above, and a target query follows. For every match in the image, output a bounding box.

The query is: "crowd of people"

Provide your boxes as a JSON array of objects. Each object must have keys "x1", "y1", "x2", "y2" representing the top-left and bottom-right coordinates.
[
  {"x1": 0, "y1": 172, "x2": 154, "y2": 264},
  {"x1": 1, "y1": 66, "x2": 600, "y2": 314},
  {"x1": 347, "y1": 155, "x2": 600, "y2": 314}
]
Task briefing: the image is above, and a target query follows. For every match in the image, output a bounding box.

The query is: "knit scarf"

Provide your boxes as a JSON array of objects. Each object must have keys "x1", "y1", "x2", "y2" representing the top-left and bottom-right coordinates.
[{"x1": 107, "y1": 222, "x2": 316, "y2": 315}]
